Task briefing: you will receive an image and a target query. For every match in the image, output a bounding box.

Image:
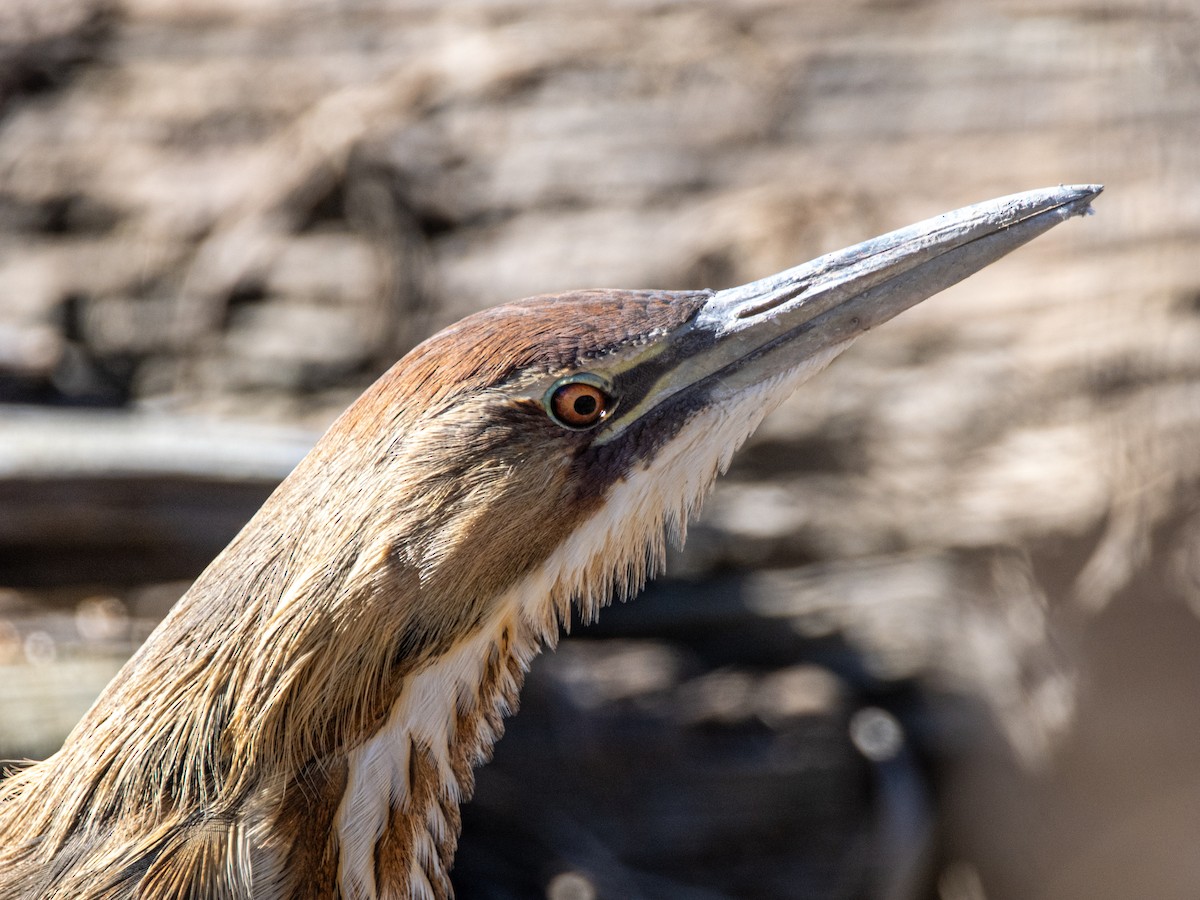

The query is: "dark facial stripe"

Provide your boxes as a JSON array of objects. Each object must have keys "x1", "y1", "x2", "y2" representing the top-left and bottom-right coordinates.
[{"x1": 604, "y1": 323, "x2": 720, "y2": 432}]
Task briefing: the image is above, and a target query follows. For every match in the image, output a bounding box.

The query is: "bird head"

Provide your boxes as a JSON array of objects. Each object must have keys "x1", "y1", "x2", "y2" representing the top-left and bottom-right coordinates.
[
  {"x1": 322, "y1": 184, "x2": 1103, "y2": 638},
  {"x1": 0, "y1": 184, "x2": 1100, "y2": 900}
]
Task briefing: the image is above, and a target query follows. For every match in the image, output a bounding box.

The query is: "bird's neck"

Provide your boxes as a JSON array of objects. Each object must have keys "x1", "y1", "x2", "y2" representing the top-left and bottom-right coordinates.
[
  {"x1": 0, "y1": 532, "x2": 544, "y2": 899},
  {"x1": 0, "y1": 421, "x2": 556, "y2": 898},
  {"x1": 335, "y1": 608, "x2": 540, "y2": 898},
  {"x1": 0, "y1": 377, "x2": 737, "y2": 897}
]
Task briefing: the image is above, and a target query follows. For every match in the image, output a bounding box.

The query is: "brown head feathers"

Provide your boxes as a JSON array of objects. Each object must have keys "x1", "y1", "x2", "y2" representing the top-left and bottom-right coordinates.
[{"x1": 0, "y1": 289, "x2": 715, "y2": 900}]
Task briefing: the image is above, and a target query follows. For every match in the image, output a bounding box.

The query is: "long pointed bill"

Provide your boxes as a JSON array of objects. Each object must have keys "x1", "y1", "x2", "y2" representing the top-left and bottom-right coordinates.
[{"x1": 603, "y1": 184, "x2": 1101, "y2": 438}]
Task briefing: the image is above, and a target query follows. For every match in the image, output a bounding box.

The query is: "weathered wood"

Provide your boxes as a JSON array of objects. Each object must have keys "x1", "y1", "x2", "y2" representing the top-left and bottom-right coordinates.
[{"x1": 0, "y1": 409, "x2": 312, "y2": 585}]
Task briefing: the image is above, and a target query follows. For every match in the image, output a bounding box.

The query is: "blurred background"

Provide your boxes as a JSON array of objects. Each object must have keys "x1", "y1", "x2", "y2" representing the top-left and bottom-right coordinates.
[{"x1": 0, "y1": 0, "x2": 1197, "y2": 898}]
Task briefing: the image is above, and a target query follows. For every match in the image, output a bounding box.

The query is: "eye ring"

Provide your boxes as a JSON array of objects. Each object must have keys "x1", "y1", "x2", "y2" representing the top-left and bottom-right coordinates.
[{"x1": 544, "y1": 374, "x2": 615, "y2": 430}]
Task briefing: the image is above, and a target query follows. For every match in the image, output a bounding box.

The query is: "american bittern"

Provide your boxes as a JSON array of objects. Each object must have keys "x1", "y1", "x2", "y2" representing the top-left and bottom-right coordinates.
[{"x1": 0, "y1": 185, "x2": 1100, "y2": 898}]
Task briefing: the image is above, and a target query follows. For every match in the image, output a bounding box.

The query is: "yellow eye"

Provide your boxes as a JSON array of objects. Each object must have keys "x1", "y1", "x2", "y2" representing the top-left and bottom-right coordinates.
[{"x1": 546, "y1": 378, "x2": 612, "y2": 430}]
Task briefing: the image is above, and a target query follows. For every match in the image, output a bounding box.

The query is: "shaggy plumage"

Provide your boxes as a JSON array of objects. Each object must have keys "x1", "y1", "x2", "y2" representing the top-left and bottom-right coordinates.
[{"x1": 0, "y1": 186, "x2": 1099, "y2": 899}]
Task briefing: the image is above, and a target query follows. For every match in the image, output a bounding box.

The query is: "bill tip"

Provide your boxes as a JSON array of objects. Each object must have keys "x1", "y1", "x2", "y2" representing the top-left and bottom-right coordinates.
[{"x1": 1060, "y1": 183, "x2": 1103, "y2": 217}]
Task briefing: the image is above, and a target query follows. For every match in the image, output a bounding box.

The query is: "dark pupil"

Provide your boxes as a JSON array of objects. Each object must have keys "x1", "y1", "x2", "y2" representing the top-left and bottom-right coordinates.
[{"x1": 573, "y1": 393, "x2": 598, "y2": 416}]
